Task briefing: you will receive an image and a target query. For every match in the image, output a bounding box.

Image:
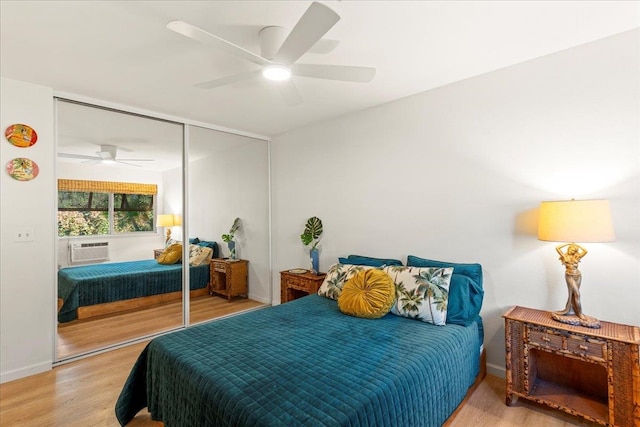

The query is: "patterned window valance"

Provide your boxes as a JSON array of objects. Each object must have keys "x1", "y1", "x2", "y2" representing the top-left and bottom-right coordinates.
[{"x1": 58, "y1": 179, "x2": 157, "y2": 195}]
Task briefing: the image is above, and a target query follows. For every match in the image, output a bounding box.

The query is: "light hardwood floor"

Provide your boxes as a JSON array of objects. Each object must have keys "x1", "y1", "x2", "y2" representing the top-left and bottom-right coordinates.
[
  {"x1": 1, "y1": 339, "x2": 602, "y2": 427},
  {"x1": 449, "y1": 376, "x2": 601, "y2": 427},
  {"x1": 58, "y1": 295, "x2": 265, "y2": 359}
]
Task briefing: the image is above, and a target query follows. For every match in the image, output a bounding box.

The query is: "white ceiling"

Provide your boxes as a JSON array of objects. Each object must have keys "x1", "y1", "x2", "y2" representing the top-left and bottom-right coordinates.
[
  {"x1": 1, "y1": 1, "x2": 639, "y2": 139},
  {"x1": 54, "y1": 99, "x2": 260, "y2": 172}
]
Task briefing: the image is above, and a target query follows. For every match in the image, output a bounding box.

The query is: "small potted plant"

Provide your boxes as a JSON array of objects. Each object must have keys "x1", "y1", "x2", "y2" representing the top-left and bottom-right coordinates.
[
  {"x1": 222, "y1": 217, "x2": 241, "y2": 260},
  {"x1": 301, "y1": 216, "x2": 323, "y2": 274}
]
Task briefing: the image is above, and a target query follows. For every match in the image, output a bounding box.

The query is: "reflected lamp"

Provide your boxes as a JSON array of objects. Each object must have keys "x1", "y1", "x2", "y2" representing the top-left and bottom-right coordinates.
[
  {"x1": 538, "y1": 199, "x2": 615, "y2": 328},
  {"x1": 156, "y1": 214, "x2": 182, "y2": 245}
]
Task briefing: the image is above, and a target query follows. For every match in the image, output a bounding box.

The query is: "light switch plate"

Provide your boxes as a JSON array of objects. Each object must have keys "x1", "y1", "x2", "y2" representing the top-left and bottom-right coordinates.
[{"x1": 15, "y1": 228, "x2": 34, "y2": 242}]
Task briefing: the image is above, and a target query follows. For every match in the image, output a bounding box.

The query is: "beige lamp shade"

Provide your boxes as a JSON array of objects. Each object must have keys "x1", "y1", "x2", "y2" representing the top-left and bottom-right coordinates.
[
  {"x1": 156, "y1": 214, "x2": 182, "y2": 227},
  {"x1": 538, "y1": 199, "x2": 615, "y2": 243}
]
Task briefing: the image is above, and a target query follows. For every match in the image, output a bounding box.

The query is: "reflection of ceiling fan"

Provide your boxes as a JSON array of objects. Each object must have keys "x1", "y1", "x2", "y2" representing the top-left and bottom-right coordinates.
[
  {"x1": 166, "y1": 1, "x2": 376, "y2": 106},
  {"x1": 58, "y1": 145, "x2": 154, "y2": 167}
]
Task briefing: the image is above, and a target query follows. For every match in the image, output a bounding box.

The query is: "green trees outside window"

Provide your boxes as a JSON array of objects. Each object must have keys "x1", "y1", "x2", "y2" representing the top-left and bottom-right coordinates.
[{"x1": 58, "y1": 191, "x2": 154, "y2": 237}]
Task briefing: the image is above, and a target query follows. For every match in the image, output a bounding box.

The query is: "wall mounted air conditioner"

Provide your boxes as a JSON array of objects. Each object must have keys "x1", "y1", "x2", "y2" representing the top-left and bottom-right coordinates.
[{"x1": 70, "y1": 242, "x2": 109, "y2": 263}]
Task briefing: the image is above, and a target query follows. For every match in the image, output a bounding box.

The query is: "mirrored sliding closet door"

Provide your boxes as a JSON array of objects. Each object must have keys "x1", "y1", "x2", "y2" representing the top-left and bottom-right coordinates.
[
  {"x1": 187, "y1": 125, "x2": 270, "y2": 325},
  {"x1": 55, "y1": 99, "x2": 184, "y2": 360}
]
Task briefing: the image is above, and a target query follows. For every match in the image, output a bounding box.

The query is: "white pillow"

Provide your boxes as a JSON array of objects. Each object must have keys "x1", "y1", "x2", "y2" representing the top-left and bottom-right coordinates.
[
  {"x1": 317, "y1": 263, "x2": 375, "y2": 300},
  {"x1": 383, "y1": 265, "x2": 453, "y2": 326}
]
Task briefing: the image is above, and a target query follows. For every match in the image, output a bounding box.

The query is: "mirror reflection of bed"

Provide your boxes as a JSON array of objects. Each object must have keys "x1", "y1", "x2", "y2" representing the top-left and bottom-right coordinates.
[{"x1": 55, "y1": 100, "x2": 270, "y2": 361}]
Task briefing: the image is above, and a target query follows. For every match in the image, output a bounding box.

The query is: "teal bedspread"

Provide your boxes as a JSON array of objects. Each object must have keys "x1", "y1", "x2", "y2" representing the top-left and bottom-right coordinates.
[
  {"x1": 58, "y1": 260, "x2": 209, "y2": 323},
  {"x1": 116, "y1": 294, "x2": 481, "y2": 427}
]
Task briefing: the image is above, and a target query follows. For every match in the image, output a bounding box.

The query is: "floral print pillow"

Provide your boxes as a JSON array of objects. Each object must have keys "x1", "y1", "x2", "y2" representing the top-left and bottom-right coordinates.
[
  {"x1": 188, "y1": 244, "x2": 213, "y2": 266},
  {"x1": 384, "y1": 266, "x2": 453, "y2": 326},
  {"x1": 317, "y1": 263, "x2": 374, "y2": 300}
]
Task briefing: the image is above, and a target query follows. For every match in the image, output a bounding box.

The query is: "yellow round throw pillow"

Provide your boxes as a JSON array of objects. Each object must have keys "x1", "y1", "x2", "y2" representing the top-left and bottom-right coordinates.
[
  {"x1": 338, "y1": 269, "x2": 396, "y2": 319},
  {"x1": 157, "y1": 243, "x2": 182, "y2": 265}
]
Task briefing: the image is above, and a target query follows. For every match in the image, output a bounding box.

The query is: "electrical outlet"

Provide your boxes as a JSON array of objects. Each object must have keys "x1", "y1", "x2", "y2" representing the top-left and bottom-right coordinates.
[{"x1": 15, "y1": 228, "x2": 34, "y2": 242}]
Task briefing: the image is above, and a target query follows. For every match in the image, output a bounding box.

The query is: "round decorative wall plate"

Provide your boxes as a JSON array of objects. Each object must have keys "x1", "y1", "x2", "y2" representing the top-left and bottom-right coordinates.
[
  {"x1": 6, "y1": 158, "x2": 39, "y2": 181},
  {"x1": 5, "y1": 124, "x2": 38, "y2": 147}
]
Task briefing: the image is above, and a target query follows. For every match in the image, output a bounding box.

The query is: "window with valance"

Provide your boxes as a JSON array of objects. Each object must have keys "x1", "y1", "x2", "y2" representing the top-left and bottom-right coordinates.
[{"x1": 57, "y1": 179, "x2": 158, "y2": 237}]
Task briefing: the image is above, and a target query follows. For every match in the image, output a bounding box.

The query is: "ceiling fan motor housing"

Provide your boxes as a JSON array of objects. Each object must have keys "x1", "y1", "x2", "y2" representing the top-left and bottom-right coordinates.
[
  {"x1": 259, "y1": 26, "x2": 288, "y2": 60},
  {"x1": 99, "y1": 145, "x2": 118, "y2": 160}
]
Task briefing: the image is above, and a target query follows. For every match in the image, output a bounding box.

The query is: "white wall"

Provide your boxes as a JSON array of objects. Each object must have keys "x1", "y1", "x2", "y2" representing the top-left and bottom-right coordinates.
[
  {"x1": 56, "y1": 162, "x2": 166, "y2": 267},
  {"x1": 271, "y1": 30, "x2": 640, "y2": 377},
  {"x1": 0, "y1": 78, "x2": 56, "y2": 382}
]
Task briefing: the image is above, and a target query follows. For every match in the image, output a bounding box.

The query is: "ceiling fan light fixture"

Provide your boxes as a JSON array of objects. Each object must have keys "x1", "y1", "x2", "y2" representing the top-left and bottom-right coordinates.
[{"x1": 262, "y1": 64, "x2": 291, "y2": 81}]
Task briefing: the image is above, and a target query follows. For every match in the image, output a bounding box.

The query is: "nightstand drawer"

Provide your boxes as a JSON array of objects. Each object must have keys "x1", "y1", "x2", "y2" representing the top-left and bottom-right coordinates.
[
  {"x1": 280, "y1": 271, "x2": 326, "y2": 303},
  {"x1": 212, "y1": 262, "x2": 228, "y2": 273},
  {"x1": 566, "y1": 336, "x2": 606, "y2": 361},
  {"x1": 528, "y1": 327, "x2": 563, "y2": 351},
  {"x1": 285, "y1": 277, "x2": 314, "y2": 292}
]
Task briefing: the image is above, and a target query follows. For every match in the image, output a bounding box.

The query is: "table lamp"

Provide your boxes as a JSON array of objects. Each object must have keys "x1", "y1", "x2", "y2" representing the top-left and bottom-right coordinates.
[
  {"x1": 156, "y1": 214, "x2": 182, "y2": 245},
  {"x1": 538, "y1": 199, "x2": 615, "y2": 329}
]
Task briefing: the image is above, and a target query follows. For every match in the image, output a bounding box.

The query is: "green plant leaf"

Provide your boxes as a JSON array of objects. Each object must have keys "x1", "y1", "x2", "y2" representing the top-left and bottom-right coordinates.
[
  {"x1": 301, "y1": 232, "x2": 313, "y2": 246},
  {"x1": 229, "y1": 217, "x2": 241, "y2": 234},
  {"x1": 301, "y1": 216, "x2": 323, "y2": 247},
  {"x1": 221, "y1": 217, "x2": 241, "y2": 242},
  {"x1": 305, "y1": 217, "x2": 323, "y2": 239}
]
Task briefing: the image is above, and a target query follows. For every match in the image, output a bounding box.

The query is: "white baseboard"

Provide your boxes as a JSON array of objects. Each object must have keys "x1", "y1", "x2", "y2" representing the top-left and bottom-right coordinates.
[
  {"x1": 248, "y1": 293, "x2": 271, "y2": 304},
  {"x1": 487, "y1": 362, "x2": 506, "y2": 379},
  {"x1": 1, "y1": 361, "x2": 51, "y2": 384}
]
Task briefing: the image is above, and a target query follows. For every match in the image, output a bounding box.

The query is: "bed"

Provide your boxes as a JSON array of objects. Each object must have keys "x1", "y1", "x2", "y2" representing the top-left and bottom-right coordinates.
[
  {"x1": 57, "y1": 259, "x2": 212, "y2": 323},
  {"x1": 116, "y1": 297, "x2": 485, "y2": 426}
]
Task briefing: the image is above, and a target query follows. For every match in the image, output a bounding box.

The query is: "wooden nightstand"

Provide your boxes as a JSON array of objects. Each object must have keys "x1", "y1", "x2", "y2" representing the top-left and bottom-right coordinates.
[
  {"x1": 280, "y1": 270, "x2": 326, "y2": 303},
  {"x1": 503, "y1": 305, "x2": 640, "y2": 427},
  {"x1": 209, "y1": 258, "x2": 248, "y2": 302}
]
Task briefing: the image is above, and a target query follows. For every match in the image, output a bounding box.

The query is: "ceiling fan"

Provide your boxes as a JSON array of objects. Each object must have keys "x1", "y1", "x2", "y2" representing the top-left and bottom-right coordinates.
[
  {"x1": 166, "y1": 1, "x2": 376, "y2": 106},
  {"x1": 58, "y1": 145, "x2": 154, "y2": 167}
]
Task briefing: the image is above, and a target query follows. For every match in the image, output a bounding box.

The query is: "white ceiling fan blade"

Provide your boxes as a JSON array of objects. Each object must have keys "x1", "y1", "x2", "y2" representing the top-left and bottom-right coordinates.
[
  {"x1": 195, "y1": 69, "x2": 262, "y2": 90},
  {"x1": 274, "y1": 2, "x2": 340, "y2": 66},
  {"x1": 115, "y1": 161, "x2": 143, "y2": 168},
  {"x1": 309, "y1": 39, "x2": 339, "y2": 54},
  {"x1": 58, "y1": 153, "x2": 101, "y2": 160},
  {"x1": 117, "y1": 158, "x2": 154, "y2": 162},
  {"x1": 167, "y1": 20, "x2": 270, "y2": 67},
  {"x1": 292, "y1": 64, "x2": 376, "y2": 82},
  {"x1": 292, "y1": 64, "x2": 376, "y2": 83},
  {"x1": 276, "y1": 80, "x2": 303, "y2": 106}
]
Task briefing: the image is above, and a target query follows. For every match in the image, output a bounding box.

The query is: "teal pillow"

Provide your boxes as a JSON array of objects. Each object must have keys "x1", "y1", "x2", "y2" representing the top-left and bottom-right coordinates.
[
  {"x1": 189, "y1": 237, "x2": 200, "y2": 244},
  {"x1": 342, "y1": 254, "x2": 403, "y2": 267},
  {"x1": 407, "y1": 255, "x2": 482, "y2": 285},
  {"x1": 406, "y1": 255, "x2": 484, "y2": 326},
  {"x1": 339, "y1": 257, "x2": 390, "y2": 267},
  {"x1": 445, "y1": 274, "x2": 484, "y2": 326}
]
